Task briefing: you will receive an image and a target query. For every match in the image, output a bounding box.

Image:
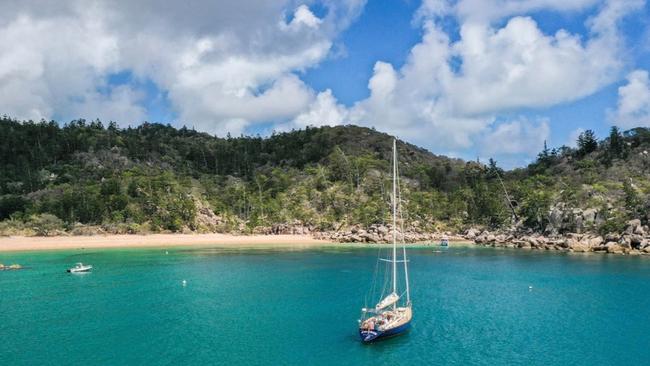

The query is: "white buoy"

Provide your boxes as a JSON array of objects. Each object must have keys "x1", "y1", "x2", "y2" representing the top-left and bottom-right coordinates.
[
  {"x1": 165, "y1": 251, "x2": 169, "y2": 255},
  {"x1": 528, "y1": 285, "x2": 533, "y2": 290},
  {"x1": 182, "y1": 280, "x2": 187, "y2": 286}
]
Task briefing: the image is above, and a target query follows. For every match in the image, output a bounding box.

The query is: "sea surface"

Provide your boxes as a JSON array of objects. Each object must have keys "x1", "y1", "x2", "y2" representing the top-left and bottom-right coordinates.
[{"x1": 1, "y1": 245, "x2": 649, "y2": 365}]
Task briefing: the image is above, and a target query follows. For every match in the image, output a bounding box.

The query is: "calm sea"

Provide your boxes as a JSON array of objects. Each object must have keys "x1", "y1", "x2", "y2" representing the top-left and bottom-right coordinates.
[{"x1": 1, "y1": 246, "x2": 649, "y2": 365}]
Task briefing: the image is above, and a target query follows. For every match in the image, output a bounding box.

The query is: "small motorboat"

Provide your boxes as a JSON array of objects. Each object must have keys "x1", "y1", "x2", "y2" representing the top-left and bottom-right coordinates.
[
  {"x1": 67, "y1": 262, "x2": 92, "y2": 273},
  {"x1": 440, "y1": 235, "x2": 449, "y2": 247}
]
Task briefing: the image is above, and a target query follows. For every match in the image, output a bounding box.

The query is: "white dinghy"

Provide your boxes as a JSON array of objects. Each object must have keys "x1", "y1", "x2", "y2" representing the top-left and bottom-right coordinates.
[{"x1": 67, "y1": 263, "x2": 92, "y2": 273}]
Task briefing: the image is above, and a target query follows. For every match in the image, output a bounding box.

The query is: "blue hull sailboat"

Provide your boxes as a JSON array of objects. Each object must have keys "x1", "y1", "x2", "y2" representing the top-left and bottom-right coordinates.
[
  {"x1": 359, "y1": 308, "x2": 412, "y2": 342},
  {"x1": 358, "y1": 139, "x2": 412, "y2": 343}
]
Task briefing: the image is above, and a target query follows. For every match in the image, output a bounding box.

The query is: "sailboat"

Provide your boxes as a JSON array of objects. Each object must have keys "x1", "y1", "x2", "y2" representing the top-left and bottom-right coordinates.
[{"x1": 358, "y1": 139, "x2": 412, "y2": 343}]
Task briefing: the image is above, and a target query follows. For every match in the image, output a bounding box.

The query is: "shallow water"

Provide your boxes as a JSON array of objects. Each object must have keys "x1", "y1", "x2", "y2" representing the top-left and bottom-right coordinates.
[{"x1": 1, "y1": 246, "x2": 649, "y2": 365}]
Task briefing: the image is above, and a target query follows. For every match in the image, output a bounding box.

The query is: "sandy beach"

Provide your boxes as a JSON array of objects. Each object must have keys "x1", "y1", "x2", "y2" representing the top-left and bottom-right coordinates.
[{"x1": 0, "y1": 234, "x2": 333, "y2": 252}]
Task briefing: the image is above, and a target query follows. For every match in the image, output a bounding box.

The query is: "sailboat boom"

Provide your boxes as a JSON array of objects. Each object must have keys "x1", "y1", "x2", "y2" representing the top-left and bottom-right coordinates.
[{"x1": 379, "y1": 258, "x2": 409, "y2": 263}]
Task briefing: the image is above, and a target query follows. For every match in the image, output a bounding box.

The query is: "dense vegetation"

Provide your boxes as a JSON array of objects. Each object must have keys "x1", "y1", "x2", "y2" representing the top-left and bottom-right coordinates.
[{"x1": 1, "y1": 116, "x2": 649, "y2": 236}]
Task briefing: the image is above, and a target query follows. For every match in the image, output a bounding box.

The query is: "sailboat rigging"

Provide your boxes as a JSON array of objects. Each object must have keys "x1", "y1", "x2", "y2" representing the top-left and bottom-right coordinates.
[{"x1": 358, "y1": 139, "x2": 412, "y2": 343}]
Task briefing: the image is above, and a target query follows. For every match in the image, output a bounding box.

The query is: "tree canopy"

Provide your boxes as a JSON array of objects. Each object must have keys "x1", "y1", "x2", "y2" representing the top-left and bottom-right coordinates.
[{"x1": 1, "y1": 116, "x2": 650, "y2": 236}]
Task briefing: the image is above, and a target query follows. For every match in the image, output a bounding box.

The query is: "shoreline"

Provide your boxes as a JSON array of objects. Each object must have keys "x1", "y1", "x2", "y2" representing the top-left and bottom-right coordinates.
[
  {"x1": 2, "y1": 232, "x2": 647, "y2": 257},
  {"x1": 0, "y1": 234, "x2": 335, "y2": 252},
  {"x1": 0, "y1": 233, "x2": 474, "y2": 253}
]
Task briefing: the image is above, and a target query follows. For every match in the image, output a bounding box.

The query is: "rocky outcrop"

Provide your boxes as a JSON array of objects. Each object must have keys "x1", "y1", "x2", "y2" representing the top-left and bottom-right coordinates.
[
  {"x1": 465, "y1": 228, "x2": 480, "y2": 240},
  {"x1": 194, "y1": 200, "x2": 226, "y2": 231},
  {"x1": 315, "y1": 223, "x2": 462, "y2": 244},
  {"x1": 545, "y1": 204, "x2": 602, "y2": 235},
  {"x1": 468, "y1": 218, "x2": 650, "y2": 256},
  {"x1": 268, "y1": 216, "x2": 650, "y2": 257},
  {"x1": 252, "y1": 221, "x2": 314, "y2": 235}
]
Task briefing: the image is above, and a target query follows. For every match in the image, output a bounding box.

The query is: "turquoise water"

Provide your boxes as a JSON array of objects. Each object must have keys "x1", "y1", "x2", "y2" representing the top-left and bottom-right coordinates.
[{"x1": 1, "y1": 246, "x2": 649, "y2": 365}]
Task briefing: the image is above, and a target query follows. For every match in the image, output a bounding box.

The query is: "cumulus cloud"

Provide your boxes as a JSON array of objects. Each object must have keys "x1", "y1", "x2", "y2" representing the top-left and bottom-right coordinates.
[
  {"x1": 0, "y1": 4, "x2": 123, "y2": 122},
  {"x1": 454, "y1": 0, "x2": 599, "y2": 22},
  {"x1": 282, "y1": 4, "x2": 323, "y2": 30},
  {"x1": 415, "y1": 0, "x2": 600, "y2": 24},
  {"x1": 292, "y1": 89, "x2": 350, "y2": 128},
  {"x1": 449, "y1": 15, "x2": 622, "y2": 116},
  {"x1": 609, "y1": 70, "x2": 650, "y2": 128},
  {"x1": 65, "y1": 86, "x2": 147, "y2": 127},
  {"x1": 413, "y1": 0, "x2": 452, "y2": 22},
  {"x1": 480, "y1": 118, "x2": 550, "y2": 156},
  {"x1": 0, "y1": 0, "x2": 365, "y2": 131}
]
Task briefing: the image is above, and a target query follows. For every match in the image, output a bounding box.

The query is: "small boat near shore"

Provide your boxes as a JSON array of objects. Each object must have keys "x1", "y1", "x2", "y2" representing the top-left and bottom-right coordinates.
[
  {"x1": 67, "y1": 263, "x2": 92, "y2": 273},
  {"x1": 440, "y1": 235, "x2": 449, "y2": 247},
  {"x1": 0, "y1": 263, "x2": 23, "y2": 271}
]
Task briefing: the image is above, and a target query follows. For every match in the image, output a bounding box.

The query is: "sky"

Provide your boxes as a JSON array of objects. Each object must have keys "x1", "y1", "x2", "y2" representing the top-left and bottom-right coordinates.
[{"x1": 1, "y1": 0, "x2": 650, "y2": 168}]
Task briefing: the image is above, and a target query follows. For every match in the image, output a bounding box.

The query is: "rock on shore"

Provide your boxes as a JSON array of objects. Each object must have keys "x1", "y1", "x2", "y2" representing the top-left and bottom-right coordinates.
[
  {"x1": 312, "y1": 223, "x2": 462, "y2": 244},
  {"x1": 254, "y1": 218, "x2": 649, "y2": 256},
  {"x1": 469, "y1": 219, "x2": 650, "y2": 256}
]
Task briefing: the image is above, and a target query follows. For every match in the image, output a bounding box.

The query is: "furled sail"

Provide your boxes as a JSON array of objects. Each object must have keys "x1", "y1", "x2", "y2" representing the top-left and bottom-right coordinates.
[{"x1": 375, "y1": 292, "x2": 399, "y2": 310}]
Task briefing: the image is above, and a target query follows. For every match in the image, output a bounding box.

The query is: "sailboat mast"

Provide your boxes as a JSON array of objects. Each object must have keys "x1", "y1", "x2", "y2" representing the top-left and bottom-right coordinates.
[
  {"x1": 403, "y1": 241, "x2": 411, "y2": 304},
  {"x1": 392, "y1": 139, "x2": 397, "y2": 296},
  {"x1": 397, "y1": 158, "x2": 411, "y2": 305}
]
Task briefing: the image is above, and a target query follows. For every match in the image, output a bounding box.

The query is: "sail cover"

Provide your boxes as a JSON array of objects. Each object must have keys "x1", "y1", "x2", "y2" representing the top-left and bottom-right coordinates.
[{"x1": 375, "y1": 292, "x2": 399, "y2": 310}]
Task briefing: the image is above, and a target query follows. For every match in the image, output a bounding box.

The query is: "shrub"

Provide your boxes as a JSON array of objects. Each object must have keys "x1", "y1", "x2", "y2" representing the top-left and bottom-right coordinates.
[
  {"x1": 29, "y1": 214, "x2": 65, "y2": 236},
  {"x1": 0, "y1": 219, "x2": 33, "y2": 236}
]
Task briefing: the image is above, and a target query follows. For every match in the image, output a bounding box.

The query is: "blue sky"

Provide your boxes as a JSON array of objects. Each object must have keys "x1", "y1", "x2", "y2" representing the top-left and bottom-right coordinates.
[
  {"x1": 302, "y1": 0, "x2": 423, "y2": 105},
  {"x1": 2, "y1": 0, "x2": 650, "y2": 168}
]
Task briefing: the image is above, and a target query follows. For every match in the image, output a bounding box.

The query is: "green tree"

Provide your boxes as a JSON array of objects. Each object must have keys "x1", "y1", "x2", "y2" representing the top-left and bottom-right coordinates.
[
  {"x1": 328, "y1": 146, "x2": 353, "y2": 185},
  {"x1": 486, "y1": 158, "x2": 503, "y2": 180},
  {"x1": 623, "y1": 179, "x2": 642, "y2": 219},
  {"x1": 608, "y1": 126, "x2": 624, "y2": 158},
  {"x1": 0, "y1": 195, "x2": 28, "y2": 220},
  {"x1": 577, "y1": 130, "x2": 598, "y2": 157},
  {"x1": 536, "y1": 140, "x2": 555, "y2": 167}
]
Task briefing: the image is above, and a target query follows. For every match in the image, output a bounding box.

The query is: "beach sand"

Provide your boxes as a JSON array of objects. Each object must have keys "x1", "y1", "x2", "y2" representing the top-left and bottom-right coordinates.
[{"x1": 0, "y1": 233, "x2": 333, "y2": 252}]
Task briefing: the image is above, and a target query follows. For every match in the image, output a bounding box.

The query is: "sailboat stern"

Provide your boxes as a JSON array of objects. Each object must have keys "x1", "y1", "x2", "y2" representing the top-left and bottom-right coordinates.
[
  {"x1": 359, "y1": 328, "x2": 381, "y2": 342},
  {"x1": 358, "y1": 306, "x2": 412, "y2": 342},
  {"x1": 358, "y1": 318, "x2": 411, "y2": 343}
]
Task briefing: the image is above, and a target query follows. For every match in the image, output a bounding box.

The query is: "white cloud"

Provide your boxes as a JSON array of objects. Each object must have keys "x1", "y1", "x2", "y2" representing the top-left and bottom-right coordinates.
[
  {"x1": 0, "y1": 5, "x2": 125, "y2": 122},
  {"x1": 414, "y1": 0, "x2": 601, "y2": 24},
  {"x1": 0, "y1": 0, "x2": 366, "y2": 132},
  {"x1": 123, "y1": 2, "x2": 351, "y2": 134},
  {"x1": 609, "y1": 69, "x2": 650, "y2": 128},
  {"x1": 292, "y1": 89, "x2": 349, "y2": 127},
  {"x1": 480, "y1": 118, "x2": 550, "y2": 157},
  {"x1": 413, "y1": 0, "x2": 452, "y2": 22},
  {"x1": 65, "y1": 85, "x2": 147, "y2": 127},
  {"x1": 455, "y1": 0, "x2": 599, "y2": 23},
  {"x1": 282, "y1": 4, "x2": 323, "y2": 31},
  {"x1": 450, "y1": 15, "x2": 622, "y2": 116}
]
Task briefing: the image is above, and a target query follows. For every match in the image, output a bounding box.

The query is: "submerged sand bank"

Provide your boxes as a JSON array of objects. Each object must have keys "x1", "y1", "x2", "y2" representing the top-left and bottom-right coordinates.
[{"x1": 0, "y1": 234, "x2": 333, "y2": 252}]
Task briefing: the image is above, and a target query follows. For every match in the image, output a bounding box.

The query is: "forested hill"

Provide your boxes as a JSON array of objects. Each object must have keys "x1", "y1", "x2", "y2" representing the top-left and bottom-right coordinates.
[
  {"x1": 0, "y1": 118, "x2": 464, "y2": 187},
  {"x1": 1, "y1": 116, "x2": 649, "y2": 237}
]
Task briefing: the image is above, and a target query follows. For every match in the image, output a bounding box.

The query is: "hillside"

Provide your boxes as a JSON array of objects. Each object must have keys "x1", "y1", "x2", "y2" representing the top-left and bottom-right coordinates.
[
  {"x1": 1, "y1": 116, "x2": 649, "y2": 238},
  {"x1": 502, "y1": 127, "x2": 650, "y2": 236}
]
